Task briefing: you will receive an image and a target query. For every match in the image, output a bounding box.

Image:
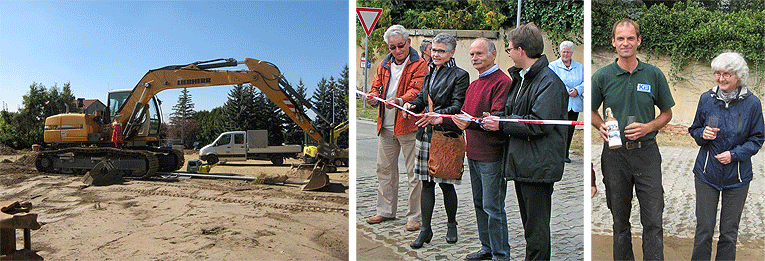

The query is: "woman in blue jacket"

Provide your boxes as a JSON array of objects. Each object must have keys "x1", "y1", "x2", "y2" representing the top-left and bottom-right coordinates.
[{"x1": 688, "y1": 51, "x2": 764, "y2": 260}]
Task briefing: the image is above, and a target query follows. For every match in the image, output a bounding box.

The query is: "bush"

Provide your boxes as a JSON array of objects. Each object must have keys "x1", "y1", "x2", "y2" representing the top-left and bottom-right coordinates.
[{"x1": 594, "y1": 1, "x2": 764, "y2": 93}]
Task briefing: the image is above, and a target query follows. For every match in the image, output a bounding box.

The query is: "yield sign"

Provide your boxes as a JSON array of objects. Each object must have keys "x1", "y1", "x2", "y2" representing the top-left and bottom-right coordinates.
[{"x1": 356, "y1": 7, "x2": 383, "y2": 37}]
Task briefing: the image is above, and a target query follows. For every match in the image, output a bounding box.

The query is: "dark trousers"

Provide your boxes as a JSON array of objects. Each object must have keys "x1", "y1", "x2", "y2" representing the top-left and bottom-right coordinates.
[
  {"x1": 601, "y1": 142, "x2": 664, "y2": 260},
  {"x1": 565, "y1": 111, "x2": 579, "y2": 157},
  {"x1": 691, "y1": 178, "x2": 749, "y2": 261},
  {"x1": 515, "y1": 181, "x2": 554, "y2": 261}
]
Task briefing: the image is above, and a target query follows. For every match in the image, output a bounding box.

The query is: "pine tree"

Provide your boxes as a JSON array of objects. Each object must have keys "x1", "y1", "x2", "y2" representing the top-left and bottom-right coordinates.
[
  {"x1": 310, "y1": 77, "x2": 334, "y2": 141},
  {"x1": 169, "y1": 88, "x2": 196, "y2": 147},
  {"x1": 334, "y1": 65, "x2": 350, "y2": 148},
  {"x1": 284, "y1": 79, "x2": 308, "y2": 145},
  {"x1": 222, "y1": 84, "x2": 257, "y2": 131}
]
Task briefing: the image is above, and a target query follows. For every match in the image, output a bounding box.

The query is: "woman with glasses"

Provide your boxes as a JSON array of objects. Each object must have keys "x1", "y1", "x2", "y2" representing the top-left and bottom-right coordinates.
[
  {"x1": 403, "y1": 32, "x2": 469, "y2": 249},
  {"x1": 688, "y1": 51, "x2": 763, "y2": 260}
]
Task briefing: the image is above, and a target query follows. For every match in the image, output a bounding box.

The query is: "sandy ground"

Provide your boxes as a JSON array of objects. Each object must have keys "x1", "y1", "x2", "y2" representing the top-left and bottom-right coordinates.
[
  {"x1": 591, "y1": 234, "x2": 764, "y2": 260},
  {"x1": 0, "y1": 152, "x2": 348, "y2": 260}
]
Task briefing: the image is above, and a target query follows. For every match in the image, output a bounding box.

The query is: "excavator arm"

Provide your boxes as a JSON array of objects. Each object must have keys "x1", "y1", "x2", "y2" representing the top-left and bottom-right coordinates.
[{"x1": 116, "y1": 58, "x2": 329, "y2": 145}]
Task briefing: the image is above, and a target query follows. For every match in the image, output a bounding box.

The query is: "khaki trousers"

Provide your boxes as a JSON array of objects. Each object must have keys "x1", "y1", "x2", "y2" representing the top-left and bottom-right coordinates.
[{"x1": 376, "y1": 128, "x2": 420, "y2": 221}]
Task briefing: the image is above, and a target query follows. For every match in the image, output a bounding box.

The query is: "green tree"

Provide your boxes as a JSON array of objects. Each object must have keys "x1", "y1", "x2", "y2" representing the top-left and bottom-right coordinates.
[
  {"x1": 169, "y1": 88, "x2": 197, "y2": 148},
  {"x1": 284, "y1": 79, "x2": 309, "y2": 145},
  {"x1": 2, "y1": 82, "x2": 78, "y2": 149},
  {"x1": 191, "y1": 107, "x2": 223, "y2": 148},
  {"x1": 222, "y1": 84, "x2": 257, "y2": 132}
]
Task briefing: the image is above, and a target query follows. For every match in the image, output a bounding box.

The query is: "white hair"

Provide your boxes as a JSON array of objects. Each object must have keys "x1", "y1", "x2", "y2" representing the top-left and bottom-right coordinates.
[
  {"x1": 559, "y1": 41, "x2": 575, "y2": 52},
  {"x1": 711, "y1": 51, "x2": 749, "y2": 88},
  {"x1": 384, "y1": 25, "x2": 409, "y2": 44},
  {"x1": 432, "y1": 33, "x2": 457, "y2": 51}
]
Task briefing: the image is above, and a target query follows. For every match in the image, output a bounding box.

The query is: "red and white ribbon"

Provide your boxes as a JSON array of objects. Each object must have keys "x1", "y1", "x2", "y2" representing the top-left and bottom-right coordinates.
[{"x1": 356, "y1": 89, "x2": 583, "y2": 126}]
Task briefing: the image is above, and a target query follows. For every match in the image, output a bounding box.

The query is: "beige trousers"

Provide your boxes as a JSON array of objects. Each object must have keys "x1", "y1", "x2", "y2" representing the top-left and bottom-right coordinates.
[{"x1": 376, "y1": 128, "x2": 420, "y2": 222}]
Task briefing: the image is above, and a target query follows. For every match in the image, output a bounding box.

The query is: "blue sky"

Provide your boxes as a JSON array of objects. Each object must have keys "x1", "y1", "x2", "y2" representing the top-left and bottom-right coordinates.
[{"x1": 0, "y1": 1, "x2": 349, "y2": 119}]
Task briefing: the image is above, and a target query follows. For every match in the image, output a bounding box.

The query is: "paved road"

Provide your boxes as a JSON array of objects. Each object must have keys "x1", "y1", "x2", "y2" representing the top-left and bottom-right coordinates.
[
  {"x1": 591, "y1": 143, "x2": 765, "y2": 248},
  {"x1": 356, "y1": 119, "x2": 584, "y2": 260}
]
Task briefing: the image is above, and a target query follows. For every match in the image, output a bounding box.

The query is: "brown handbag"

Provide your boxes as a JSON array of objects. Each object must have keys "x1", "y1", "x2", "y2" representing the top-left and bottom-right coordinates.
[{"x1": 428, "y1": 130, "x2": 466, "y2": 179}]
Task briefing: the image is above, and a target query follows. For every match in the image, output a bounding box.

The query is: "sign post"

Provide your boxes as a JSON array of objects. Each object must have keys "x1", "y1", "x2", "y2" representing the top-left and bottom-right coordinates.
[{"x1": 356, "y1": 7, "x2": 382, "y2": 108}]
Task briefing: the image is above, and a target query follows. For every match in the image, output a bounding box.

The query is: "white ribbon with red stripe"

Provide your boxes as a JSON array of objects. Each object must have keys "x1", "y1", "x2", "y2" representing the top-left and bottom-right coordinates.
[{"x1": 356, "y1": 89, "x2": 583, "y2": 126}]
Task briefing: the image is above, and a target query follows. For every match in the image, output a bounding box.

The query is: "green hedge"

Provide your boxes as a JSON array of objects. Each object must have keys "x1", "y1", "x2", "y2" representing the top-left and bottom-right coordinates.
[
  {"x1": 594, "y1": 1, "x2": 764, "y2": 92},
  {"x1": 357, "y1": 0, "x2": 583, "y2": 58}
]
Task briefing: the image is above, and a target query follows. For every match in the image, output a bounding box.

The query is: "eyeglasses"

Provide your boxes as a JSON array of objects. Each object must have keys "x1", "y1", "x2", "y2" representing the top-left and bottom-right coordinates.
[
  {"x1": 714, "y1": 71, "x2": 734, "y2": 79},
  {"x1": 388, "y1": 43, "x2": 406, "y2": 50},
  {"x1": 505, "y1": 47, "x2": 518, "y2": 54},
  {"x1": 431, "y1": 48, "x2": 452, "y2": 54}
]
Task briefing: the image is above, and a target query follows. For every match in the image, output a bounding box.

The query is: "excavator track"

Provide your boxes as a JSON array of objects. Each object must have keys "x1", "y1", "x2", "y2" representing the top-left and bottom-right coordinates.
[
  {"x1": 148, "y1": 148, "x2": 185, "y2": 172},
  {"x1": 35, "y1": 147, "x2": 159, "y2": 178}
]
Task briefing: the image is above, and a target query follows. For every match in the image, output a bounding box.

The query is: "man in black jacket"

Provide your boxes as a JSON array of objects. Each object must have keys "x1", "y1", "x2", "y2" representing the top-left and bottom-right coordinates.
[{"x1": 484, "y1": 23, "x2": 568, "y2": 261}]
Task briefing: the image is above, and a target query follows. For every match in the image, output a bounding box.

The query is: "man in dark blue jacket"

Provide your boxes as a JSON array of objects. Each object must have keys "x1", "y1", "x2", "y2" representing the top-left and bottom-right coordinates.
[{"x1": 483, "y1": 23, "x2": 567, "y2": 261}]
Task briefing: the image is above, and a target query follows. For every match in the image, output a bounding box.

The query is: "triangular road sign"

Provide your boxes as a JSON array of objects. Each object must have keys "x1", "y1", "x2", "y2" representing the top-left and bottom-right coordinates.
[{"x1": 356, "y1": 7, "x2": 383, "y2": 37}]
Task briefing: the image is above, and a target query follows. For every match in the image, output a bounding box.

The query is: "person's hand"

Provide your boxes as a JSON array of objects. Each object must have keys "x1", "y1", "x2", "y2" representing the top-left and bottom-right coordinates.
[
  {"x1": 714, "y1": 151, "x2": 732, "y2": 164},
  {"x1": 402, "y1": 103, "x2": 414, "y2": 119},
  {"x1": 415, "y1": 112, "x2": 441, "y2": 127},
  {"x1": 597, "y1": 122, "x2": 609, "y2": 141},
  {"x1": 366, "y1": 93, "x2": 378, "y2": 106},
  {"x1": 624, "y1": 122, "x2": 650, "y2": 140},
  {"x1": 702, "y1": 126, "x2": 720, "y2": 140},
  {"x1": 384, "y1": 97, "x2": 399, "y2": 109},
  {"x1": 591, "y1": 186, "x2": 598, "y2": 198},
  {"x1": 568, "y1": 89, "x2": 578, "y2": 97},
  {"x1": 482, "y1": 112, "x2": 500, "y2": 131},
  {"x1": 452, "y1": 113, "x2": 470, "y2": 130}
]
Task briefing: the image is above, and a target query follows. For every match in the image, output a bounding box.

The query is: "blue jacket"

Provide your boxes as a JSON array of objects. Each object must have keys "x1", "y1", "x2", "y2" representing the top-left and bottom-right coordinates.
[
  {"x1": 548, "y1": 58, "x2": 584, "y2": 112},
  {"x1": 688, "y1": 86, "x2": 764, "y2": 190}
]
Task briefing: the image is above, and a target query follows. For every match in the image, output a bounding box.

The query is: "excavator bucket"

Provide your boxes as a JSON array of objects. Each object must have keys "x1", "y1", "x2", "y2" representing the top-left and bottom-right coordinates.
[
  {"x1": 82, "y1": 160, "x2": 123, "y2": 186},
  {"x1": 291, "y1": 162, "x2": 330, "y2": 191}
]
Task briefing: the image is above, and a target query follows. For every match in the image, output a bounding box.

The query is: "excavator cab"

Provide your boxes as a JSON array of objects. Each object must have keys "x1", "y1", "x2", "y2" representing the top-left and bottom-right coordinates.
[{"x1": 107, "y1": 89, "x2": 162, "y2": 144}]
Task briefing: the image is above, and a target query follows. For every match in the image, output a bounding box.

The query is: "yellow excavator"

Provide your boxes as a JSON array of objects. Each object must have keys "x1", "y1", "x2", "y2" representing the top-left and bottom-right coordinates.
[{"x1": 35, "y1": 58, "x2": 343, "y2": 190}]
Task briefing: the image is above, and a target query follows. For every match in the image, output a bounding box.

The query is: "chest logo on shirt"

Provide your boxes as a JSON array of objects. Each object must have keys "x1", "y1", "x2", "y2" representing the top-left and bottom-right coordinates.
[{"x1": 637, "y1": 83, "x2": 651, "y2": 93}]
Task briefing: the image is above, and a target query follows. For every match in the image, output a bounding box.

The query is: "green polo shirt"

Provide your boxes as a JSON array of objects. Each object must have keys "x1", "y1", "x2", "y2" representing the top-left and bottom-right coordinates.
[{"x1": 592, "y1": 59, "x2": 675, "y2": 143}]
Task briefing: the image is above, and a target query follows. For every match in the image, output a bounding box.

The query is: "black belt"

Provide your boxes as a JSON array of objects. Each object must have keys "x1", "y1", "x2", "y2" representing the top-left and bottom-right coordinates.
[{"x1": 625, "y1": 139, "x2": 656, "y2": 150}]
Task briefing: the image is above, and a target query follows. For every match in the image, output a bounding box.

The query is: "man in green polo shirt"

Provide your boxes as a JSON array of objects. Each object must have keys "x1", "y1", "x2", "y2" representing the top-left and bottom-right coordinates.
[{"x1": 591, "y1": 18, "x2": 675, "y2": 260}]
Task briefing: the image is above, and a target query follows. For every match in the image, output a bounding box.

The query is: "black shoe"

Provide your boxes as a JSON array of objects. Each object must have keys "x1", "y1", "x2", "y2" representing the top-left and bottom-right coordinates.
[
  {"x1": 410, "y1": 229, "x2": 432, "y2": 249},
  {"x1": 465, "y1": 249, "x2": 492, "y2": 260},
  {"x1": 446, "y1": 222, "x2": 457, "y2": 244},
  {"x1": 564, "y1": 157, "x2": 572, "y2": 163}
]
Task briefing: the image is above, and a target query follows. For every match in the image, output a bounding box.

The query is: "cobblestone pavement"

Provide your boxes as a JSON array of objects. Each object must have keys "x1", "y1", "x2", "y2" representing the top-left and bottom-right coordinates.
[
  {"x1": 591, "y1": 144, "x2": 765, "y2": 248},
  {"x1": 357, "y1": 120, "x2": 584, "y2": 260}
]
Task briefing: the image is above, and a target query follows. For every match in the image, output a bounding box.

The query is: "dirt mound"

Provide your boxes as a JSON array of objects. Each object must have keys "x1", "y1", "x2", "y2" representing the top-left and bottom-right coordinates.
[
  {"x1": 0, "y1": 144, "x2": 15, "y2": 155},
  {"x1": 14, "y1": 153, "x2": 37, "y2": 167}
]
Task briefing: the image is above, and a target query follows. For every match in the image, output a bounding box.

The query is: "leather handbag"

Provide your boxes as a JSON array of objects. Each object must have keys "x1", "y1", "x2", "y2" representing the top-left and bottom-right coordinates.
[{"x1": 428, "y1": 130, "x2": 466, "y2": 180}]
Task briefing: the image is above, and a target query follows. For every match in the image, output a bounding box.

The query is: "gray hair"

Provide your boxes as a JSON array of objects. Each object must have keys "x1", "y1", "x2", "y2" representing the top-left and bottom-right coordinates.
[
  {"x1": 419, "y1": 39, "x2": 431, "y2": 53},
  {"x1": 559, "y1": 41, "x2": 575, "y2": 52},
  {"x1": 711, "y1": 51, "x2": 749, "y2": 88},
  {"x1": 474, "y1": 37, "x2": 496, "y2": 54},
  {"x1": 384, "y1": 25, "x2": 409, "y2": 44},
  {"x1": 432, "y1": 33, "x2": 457, "y2": 51}
]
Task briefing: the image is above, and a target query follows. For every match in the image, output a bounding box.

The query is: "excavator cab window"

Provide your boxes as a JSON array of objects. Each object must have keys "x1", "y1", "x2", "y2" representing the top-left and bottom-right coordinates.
[
  {"x1": 147, "y1": 98, "x2": 160, "y2": 135},
  {"x1": 107, "y1": 91, "x2": 131, "y2": 121}
]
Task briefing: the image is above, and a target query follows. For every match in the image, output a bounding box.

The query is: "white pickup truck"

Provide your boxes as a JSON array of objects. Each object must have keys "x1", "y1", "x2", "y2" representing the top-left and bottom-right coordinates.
[{"x1": 199, "y1": 130, "x2": 302, "y2": 165}]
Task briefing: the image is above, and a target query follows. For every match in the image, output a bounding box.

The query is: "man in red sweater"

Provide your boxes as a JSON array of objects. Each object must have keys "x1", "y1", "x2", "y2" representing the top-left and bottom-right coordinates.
[{"x1": 449, "y1": 38, "x2": 512, "y2": 260}]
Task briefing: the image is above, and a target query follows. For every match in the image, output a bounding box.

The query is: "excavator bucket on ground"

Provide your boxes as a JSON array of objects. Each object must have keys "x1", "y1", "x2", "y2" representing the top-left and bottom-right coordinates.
[
  {"x1": 82, "y1": 160, "x2": 123, "y2": 186},
  {"x1": 291, "y1": 162, "x2": 330, "y2": 191}
]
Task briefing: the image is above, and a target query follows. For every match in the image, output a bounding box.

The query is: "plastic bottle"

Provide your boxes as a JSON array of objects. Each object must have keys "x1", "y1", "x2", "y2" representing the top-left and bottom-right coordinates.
[{"x1": 605, "y1": 108, "x2": 622, "y2": 149}]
